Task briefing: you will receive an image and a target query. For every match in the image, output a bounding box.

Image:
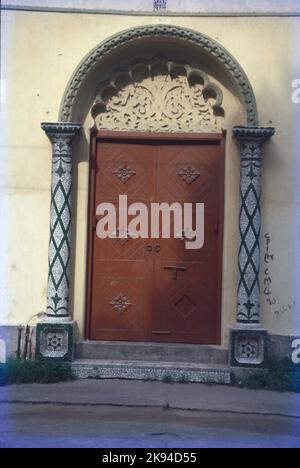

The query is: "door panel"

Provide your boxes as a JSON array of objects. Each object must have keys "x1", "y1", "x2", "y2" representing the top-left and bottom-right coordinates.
[
  {"x1": 87, "y1": 134, "x2": 224, "y2": 344},
  {"x1": 152, "y1": 142, "x2": 222, "y2": 343},
  {"x1": 89, "y1": 141, "x2": 156, "y2": 341}
]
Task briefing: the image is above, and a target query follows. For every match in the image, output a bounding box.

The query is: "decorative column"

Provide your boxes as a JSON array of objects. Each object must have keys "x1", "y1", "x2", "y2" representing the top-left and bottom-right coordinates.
[
  {"x1": 230, "y1": 126, "x2": 275, "y2": 367},
  {"x1": 36, "y1": 122, "x2": 81, "y2": 360}
]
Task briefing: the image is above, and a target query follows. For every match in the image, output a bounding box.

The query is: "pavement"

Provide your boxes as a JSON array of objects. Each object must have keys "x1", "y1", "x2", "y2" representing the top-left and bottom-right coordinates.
[{"x1": 0, "y1": 380, "x2": 300, "y2": 448}]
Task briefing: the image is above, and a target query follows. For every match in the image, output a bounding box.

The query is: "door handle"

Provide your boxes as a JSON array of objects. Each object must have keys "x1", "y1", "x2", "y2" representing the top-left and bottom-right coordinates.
[
  {"x1": 164, "y1": 265, "x2": 187, "y2": 280},
  {"x1": 154, "y1": 245, "x2": 161, "y2": 253},
  {"x1": 146, "y1": 244, "x2": 153, "y2": 252},
  {"x1": 177, "y1": 231, "x2": 196, "y2": 242}
]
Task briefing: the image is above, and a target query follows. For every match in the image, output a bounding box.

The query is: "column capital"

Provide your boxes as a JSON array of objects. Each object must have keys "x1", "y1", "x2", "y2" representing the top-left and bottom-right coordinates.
[
  {"x1": 41, "y1": 122, "x2": 81, "y2": 157},
  {"x1": 233, "y1": 125, "x2": 275, "y2": 143},
  {"x1": 41, "y1": 122, "x2": 81, "y2": 139}
]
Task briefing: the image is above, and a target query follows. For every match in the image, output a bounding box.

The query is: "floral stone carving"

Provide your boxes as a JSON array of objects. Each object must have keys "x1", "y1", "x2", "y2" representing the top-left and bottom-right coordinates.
[{"x1": 91, "y1": 57, "x2": 224, "y2": 133}]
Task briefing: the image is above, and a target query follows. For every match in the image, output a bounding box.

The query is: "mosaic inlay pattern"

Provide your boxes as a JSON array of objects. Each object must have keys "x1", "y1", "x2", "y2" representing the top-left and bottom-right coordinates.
[
  {"x1": 233, "y1": 126, "x2": 275, "y2": 324},
  {"x1": 153, "y1": 0, "x2": 167, "y2": 10},
  {"x1": 46, "y1": 333, "x2": 63, "y2": 352},
  {"x1": 233, "y1": 333, "x2": 265, "y2": 365},
  {"x1": 41, "y1": 123, "x2": 81, "y2": 317},
  {"x1": 39, "y1": 327, "x2": 69, "y2": 358}
]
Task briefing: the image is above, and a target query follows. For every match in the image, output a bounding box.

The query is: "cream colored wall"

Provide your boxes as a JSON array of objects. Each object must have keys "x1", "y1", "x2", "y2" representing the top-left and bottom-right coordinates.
[{"x1": 1, "y1": 10, "x2": 299, "y2": 344}]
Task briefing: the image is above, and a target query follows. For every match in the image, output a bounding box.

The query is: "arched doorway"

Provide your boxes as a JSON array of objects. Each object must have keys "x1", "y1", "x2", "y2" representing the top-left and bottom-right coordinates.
[
  {"x1": 85, "y1": 55, "x2": 227, "y2": 344},
  {"x1": 37, "y1": 26, "x2": 274, "y2": 370}
]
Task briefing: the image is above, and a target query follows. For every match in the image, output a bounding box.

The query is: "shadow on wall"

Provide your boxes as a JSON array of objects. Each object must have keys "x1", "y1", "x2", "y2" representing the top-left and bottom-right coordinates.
[{"x1": 68, "y1": 131, "x2": 89, "y2": 337}]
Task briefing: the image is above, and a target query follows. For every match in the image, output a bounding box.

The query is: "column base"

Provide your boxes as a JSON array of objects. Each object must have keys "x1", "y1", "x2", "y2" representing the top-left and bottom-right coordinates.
[
  {"x1": 230, "y1": 324, "x2": 268, "y2": 368},
  {"x1": 36, "y1": 319, "x2": 74, "y2": 361}
]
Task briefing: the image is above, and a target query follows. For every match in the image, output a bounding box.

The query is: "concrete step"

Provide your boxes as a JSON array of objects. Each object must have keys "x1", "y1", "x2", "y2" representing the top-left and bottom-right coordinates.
[
  {"x1": 72, "y1": 359, "x2": 231, "y2": 385},
  {"x1": 75, "y1": 341, "x2": 228, "y2": 365}
]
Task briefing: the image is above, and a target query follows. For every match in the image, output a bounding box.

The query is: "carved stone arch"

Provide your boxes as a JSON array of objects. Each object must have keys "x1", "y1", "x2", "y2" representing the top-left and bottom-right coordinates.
[
  {"x1": 58, "y1": 25, "x2": 259, "y2": 126},
  {"x1": 91, "y1": 56, "x2": 224, "y2": 133}
]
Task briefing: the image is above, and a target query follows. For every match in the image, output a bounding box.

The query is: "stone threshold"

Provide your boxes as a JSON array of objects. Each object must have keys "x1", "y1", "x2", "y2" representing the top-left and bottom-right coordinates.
[
  {"x1": 72, "y1": 359, "x2": 231, "y2": 384},
  {"x1": 75, "y1": 340, "x2": 228, "y2": 365}
]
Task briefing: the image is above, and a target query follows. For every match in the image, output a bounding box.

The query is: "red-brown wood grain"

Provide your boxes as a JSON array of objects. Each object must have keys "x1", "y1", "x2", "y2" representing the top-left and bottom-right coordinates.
[{"x1": 86, "y1": 132, "x2": 225, "y2": 344}]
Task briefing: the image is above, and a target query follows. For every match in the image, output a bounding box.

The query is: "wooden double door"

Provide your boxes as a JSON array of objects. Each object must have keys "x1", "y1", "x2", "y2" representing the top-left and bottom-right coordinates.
[{"x1": 87, "y1": 132, "x2": 224, "y2": 344}]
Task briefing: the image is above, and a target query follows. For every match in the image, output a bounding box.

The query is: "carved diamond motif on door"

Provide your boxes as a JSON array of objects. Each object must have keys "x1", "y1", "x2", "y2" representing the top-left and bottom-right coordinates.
[
  {"x1": 97, "y1": 144, "x2": 156, "y2": 201},
  {"x1": 174, "y1": 294, "x2": 196, "y2": 319},
  {"x1": 157, "y1": 146, "x2": 215, "y2": 202},
  {"x1": 113, "y1": 165, "x2": 136, "y2": 184},
  {"x1": 178, "y1": 166, "x2": 200, "y2": 185},
  {"x1": 115, "y1": 228, "x2": 132, "y2": 246}
]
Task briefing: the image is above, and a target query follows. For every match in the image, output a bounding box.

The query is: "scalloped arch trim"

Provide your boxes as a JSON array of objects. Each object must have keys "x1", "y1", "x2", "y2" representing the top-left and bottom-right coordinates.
[
  {"x1": 91, "y1": 56, "x2": 224, "y2": 133},
  {"x1": 59, "y1": 25, "x2": 258, "y2": 126}
]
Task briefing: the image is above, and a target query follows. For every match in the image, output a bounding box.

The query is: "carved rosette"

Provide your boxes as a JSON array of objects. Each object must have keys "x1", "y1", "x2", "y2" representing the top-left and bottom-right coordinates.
[
  {"x1": 233, "y1": 126, "x2": 275, "y2": 324},
  {"x1": 41, "y1": 122, "x2": 81, "y2": 317},
  {"x1": 36, "y1": 322, "x2": 74, "y2": 360},
  {"x1": 231, "y1": 329, "x2": 267, "y2": 367},
  {"x1": 110, "y1": 293, "x2": 132, "y2": 315},
  {"x1": 178, "y1": 166, "x2": 200, "y2": 185},
  {"x1": 114, "y1": 165, "x2": 136, "y2": 183},
  {"x1": 91, "y1": 57, "x2": 224, "y2": 133}
]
